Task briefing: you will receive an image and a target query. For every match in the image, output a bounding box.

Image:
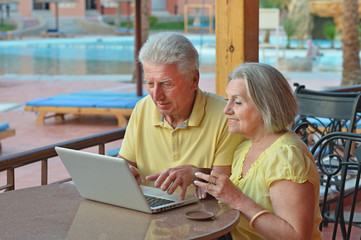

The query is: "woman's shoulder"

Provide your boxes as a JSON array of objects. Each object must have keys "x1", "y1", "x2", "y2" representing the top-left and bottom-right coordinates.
[
  {"x1": 279, "y1": 131, "x2": 312, "y2": 153},
  {"x1": 264, "y1": 131, "x2": 314, "y2": 166}
]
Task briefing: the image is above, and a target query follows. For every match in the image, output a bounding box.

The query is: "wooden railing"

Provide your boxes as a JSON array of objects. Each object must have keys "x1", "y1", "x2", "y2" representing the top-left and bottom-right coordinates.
[
  {"x1": 329, "y1": 84, "x2": 361, "y2": 93},
  {"x1": 0, "y1": 128, "x2": 126, "y2": 192}
]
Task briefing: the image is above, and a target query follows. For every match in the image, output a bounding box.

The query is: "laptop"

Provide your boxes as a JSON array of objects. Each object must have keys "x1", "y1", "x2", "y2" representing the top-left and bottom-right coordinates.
[{"x1": 55, "y1": 147, "x2": 198, "y2": 213}]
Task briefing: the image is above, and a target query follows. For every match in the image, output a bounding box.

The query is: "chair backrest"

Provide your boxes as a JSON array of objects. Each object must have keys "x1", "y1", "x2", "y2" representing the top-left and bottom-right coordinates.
[
  {"x1": 311, "y1": 132, "x2": 361, "y2": 239},
  {"x1": 293, "y1": 84, "x2": 361, "y2": 148}
]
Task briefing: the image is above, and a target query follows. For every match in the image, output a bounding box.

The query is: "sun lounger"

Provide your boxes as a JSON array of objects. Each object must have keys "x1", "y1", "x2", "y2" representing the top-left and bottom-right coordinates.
[
  {"x1": 114, "y1": 28, "x2": 134, "y2": 36},
  {"x1": 107, "y1": 147, "x2": 120, "y2": 157},
  {"x1": 0, "y1": 123, "x2": 15, "y2": 152},
  {"x1": 24, "y1": 91, "x2": 147, "y2": 127},
  {"x1": 41, "y1": 30, "x2": 74, "y2": 38},
  {"x1": 0, "y1": 31, "x2": 22, "y2": 40}
]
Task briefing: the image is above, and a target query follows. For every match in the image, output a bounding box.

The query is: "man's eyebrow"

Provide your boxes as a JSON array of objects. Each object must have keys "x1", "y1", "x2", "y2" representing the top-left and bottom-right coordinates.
[
  {"x1": 159, "y1": 78, "x2": 173, "y2": 83},
  {"x1": 145, "y1": 78, "x2": 172, "y2": 82}
]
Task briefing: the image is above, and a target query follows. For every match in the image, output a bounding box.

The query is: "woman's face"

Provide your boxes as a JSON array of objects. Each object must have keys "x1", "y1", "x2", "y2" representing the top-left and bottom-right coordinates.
[{"x1": 224, "y1": 78, "x2": 264, "y2": 137}]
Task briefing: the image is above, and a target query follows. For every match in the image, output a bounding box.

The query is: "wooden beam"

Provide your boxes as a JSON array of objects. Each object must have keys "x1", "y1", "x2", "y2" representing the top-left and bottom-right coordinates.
[{"x1": 215, "y1": 0, "x2": 259, "y2": 97}]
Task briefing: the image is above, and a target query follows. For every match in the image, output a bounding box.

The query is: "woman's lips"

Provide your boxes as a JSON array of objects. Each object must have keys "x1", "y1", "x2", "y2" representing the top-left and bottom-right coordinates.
[{"x1": 228, "y1": 118, "x2": 239, "y2": 123}]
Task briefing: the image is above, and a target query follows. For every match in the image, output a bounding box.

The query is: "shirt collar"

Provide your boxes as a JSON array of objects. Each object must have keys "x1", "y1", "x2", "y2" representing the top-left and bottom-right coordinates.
[{"x1": 152, "y1": 88, "x2": 206, "y2": 128}]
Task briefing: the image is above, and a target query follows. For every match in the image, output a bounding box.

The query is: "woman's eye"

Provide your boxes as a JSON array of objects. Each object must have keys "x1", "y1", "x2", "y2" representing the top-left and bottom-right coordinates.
[
  {"x1": 235, "y1": 101, "x2": 242, "y2": 105},
  {"x1": 225, "y1": 98, "x2": 229, "y2": 102}
]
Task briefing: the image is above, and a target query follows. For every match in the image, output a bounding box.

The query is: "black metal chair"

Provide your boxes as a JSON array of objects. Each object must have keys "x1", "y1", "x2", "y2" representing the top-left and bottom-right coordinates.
[
  {"x1": 291, "y1": 84, "x2": 361, "y2": 239},
  {"x1": 293, "y1": 84, "x2": 361, "y2": 158},
  {"x1": 312, "y1": 132, "x2": 361, "y2": 240}
]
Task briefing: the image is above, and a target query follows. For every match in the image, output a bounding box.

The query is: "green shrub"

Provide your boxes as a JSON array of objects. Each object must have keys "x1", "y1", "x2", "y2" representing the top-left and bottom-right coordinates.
[
  {"x1": 0, "y1": 24, "x2": 15, "y2": 32},
  {"x1": 283, "y1": 15, "x2": 299, "y2": 49},
  {"x1": 323, "y1": 21, "x2": 336, "y2": 48},
  {"x1": 149, "y1": 15, "x2": 158, "y2": 26}
]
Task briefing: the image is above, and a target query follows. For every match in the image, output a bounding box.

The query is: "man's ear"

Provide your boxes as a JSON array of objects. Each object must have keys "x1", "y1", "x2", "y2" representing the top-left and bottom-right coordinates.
[{"x1": 192, "y1": 70, "x2": 200, "y2": 89}]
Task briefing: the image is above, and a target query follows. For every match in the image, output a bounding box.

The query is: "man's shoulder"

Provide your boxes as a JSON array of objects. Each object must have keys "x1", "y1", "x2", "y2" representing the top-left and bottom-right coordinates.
[
  {"x1": 201, "y1": 91, "x2": 226, "y2": 107},
  {"x1": 134, "y1": 95, "x2": 152, "y2": 108},
  {"x1": 132, "y1": 95, "x2": 154, "y2": 115}
]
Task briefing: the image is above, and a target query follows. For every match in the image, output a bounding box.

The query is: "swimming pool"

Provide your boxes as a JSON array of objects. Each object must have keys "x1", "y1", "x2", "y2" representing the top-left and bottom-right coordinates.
[
  {"x1": 0, "y1": 35, "x2": 218, "y2": 76},
  {"x1": 0, "y1": 35, "x2": 350, "y2": 75}
]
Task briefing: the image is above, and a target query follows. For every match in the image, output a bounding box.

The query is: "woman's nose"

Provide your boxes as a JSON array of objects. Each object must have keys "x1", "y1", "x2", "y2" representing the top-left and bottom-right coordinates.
[{"x1": 223, "y1": 102, "x2": 232, "y2": 115}]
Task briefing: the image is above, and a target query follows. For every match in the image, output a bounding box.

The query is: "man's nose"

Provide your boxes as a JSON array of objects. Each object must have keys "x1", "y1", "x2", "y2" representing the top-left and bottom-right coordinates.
[{"x1": 153, "y1": 85, "x2": 164, "y2": 101}]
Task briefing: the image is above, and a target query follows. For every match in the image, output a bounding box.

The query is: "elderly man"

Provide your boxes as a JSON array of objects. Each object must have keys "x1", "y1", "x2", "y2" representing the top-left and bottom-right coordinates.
[{"x1": 118, "y1": 32, "x2": 244, "y2": 200}]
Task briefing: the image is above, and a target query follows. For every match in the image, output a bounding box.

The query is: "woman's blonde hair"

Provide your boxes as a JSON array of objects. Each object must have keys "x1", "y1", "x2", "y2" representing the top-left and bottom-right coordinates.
[{"x1": 228, "y1": 62, "x2": 298, "y2": 133}]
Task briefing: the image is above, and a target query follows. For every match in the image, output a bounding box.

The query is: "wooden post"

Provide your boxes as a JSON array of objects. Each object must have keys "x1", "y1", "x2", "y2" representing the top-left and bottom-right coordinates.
[
  {"x1": 215, "y1": 0, "x2": 259, "y2": 97},
  {"x1": 135, "y1": 0, "x2": 142, "y2": 97},
  {"x1": 41, "y1": 159, "x2": 48, "y2": 185},
  {"x1": 6, "y1": 168, "x2": 14, "y2": 191}
]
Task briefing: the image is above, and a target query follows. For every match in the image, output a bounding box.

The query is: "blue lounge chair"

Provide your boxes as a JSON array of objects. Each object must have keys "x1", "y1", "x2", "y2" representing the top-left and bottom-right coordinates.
[
  {"x1": 0, "y1": 31, "x2": 22, "y2": 40},
  {"x1": 0, "y1": 123, "x2": 15, "y2": 152},
  {"x1": 24, "y1": 91, "x2": 147, "y2": 127},
  {"x1": 115, "y1": 28, "x2": 134, "y2": 36},
  {"x1": 40, "y1": 29, "x2": 74, "y2": 38}
]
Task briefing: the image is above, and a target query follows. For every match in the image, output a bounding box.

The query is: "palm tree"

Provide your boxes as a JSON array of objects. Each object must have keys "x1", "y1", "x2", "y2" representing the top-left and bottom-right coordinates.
[{"x1": 341, "y1": 0, "x2": 361, "y2": 86}]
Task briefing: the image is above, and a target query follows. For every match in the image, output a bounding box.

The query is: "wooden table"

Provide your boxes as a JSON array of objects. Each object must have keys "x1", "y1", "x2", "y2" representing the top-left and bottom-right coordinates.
[{"x1": 0, "y1": 183, "x2": 240, "y2": 240}]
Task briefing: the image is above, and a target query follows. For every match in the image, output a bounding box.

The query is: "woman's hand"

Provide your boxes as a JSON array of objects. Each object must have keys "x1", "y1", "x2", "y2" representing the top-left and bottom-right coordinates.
[{"x1": 194, "y1": 170, "x2": 243, "y2": 208}]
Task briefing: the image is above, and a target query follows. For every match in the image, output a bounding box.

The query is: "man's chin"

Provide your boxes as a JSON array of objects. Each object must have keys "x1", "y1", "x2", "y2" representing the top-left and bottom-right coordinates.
[{"x1": 156, "y1": 108, "x2": 171, "y2": 116}]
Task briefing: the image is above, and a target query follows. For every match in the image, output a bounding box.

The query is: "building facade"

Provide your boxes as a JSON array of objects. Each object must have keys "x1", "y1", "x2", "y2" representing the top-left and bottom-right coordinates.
[{"x1": 15, "y1": 0, "x2": 215, "y2": 18}]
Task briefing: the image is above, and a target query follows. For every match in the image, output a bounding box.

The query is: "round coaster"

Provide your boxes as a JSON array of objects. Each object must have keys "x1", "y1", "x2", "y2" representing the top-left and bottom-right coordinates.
[{"x1": 185, "y1": 210, "x2": 215, "y2": 221}]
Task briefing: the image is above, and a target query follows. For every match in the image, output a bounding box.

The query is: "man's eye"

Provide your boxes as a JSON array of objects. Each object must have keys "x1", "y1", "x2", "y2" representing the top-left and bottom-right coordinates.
[
  {"x1": 162, "y1": 83, "x2": 173, "y2": 89},
  {"x1": 146, "y1": 82, "x2": 154, "y2": 87}
]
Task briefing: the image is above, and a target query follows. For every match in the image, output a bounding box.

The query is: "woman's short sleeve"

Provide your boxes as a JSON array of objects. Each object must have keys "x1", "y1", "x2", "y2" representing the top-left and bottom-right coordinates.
[{"x1": 263, "y1": 142, "x2": 319, "y2": 189}]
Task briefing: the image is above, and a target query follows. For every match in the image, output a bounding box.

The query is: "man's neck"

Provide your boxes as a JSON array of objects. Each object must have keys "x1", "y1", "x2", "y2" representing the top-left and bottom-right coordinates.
[{"x1": 165, "y1": 90, "x2": 197, "y2": 129}]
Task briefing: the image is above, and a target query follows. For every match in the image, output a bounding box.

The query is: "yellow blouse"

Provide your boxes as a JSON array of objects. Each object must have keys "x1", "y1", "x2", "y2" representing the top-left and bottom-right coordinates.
[{"x1": 230, "y1": 131, "x2": 322, "y2": 240}]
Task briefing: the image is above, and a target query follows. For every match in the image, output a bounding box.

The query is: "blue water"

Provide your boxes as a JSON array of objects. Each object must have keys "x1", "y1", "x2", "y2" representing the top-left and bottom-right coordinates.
[
  {"x1": 0, "y1": 35, "x2": 219, "y2": 75},
  {"x1": 0, "y1": 35, "x2": 348, "y2": 75}
]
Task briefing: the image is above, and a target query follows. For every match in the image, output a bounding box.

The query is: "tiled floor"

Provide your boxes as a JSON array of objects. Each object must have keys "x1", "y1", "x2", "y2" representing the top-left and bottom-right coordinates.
[
  {"x1": 1, "y1": 74, "x2": 361, "y2": 239},
  {"x1": 321, "y1": 202, "x2": 361, "y2": 239}
]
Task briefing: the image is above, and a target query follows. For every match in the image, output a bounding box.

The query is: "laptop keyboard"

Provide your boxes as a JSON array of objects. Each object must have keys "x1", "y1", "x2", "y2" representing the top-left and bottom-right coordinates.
[{"x1": 145, "y1": 196, "x2": 175, "y2": 207}]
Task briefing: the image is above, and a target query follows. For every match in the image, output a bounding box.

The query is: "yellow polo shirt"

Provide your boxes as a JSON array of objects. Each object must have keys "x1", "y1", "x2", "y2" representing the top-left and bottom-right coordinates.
[{"x1": 119, "y1": 88, "x2": 245, "y2": 187}]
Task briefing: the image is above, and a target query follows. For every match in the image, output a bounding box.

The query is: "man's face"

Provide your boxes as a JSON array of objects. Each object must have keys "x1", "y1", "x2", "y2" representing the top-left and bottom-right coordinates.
[{"x1": 144, "y1": 62, "x2": 198, "y2": 122}]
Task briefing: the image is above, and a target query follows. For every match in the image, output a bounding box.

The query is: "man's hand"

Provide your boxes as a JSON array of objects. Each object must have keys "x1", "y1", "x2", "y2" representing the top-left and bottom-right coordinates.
[
  {"x1": 146, "y1": 165, "x2": 195, "y2": 200},
  {"x1": 129, "y1": 165, "x2": 143, "y2": 185},
  {"x1": 118, "y1": 155, "x2": 143, "y2": 185}
]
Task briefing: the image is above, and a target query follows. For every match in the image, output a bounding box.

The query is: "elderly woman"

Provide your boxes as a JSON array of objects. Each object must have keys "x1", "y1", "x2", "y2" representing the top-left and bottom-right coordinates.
[{"x1": 194, "y1": 63, "x2": 322, "y2": 240}]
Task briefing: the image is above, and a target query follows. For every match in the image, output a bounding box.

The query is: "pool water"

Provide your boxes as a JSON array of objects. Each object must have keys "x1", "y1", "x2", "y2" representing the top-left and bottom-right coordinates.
[
  {"x1": 0, "y1": 36, "x2": 136, "y2": 75},
  {"x1": 0, "y1": 35, "x2": 350, "y2": 75}
]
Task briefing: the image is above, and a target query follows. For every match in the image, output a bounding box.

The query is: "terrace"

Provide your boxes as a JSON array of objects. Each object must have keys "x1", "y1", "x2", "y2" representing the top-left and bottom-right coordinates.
[{"x1": 1, "y1": 1, "x2": 361, "y2": 239}]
